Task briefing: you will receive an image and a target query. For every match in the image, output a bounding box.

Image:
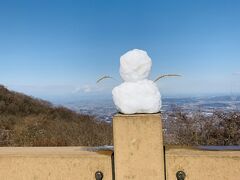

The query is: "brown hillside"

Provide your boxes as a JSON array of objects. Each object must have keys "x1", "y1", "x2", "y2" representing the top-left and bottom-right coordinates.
[{"x1": 0, "y1": 85, "x2": 112, "y2": 146}]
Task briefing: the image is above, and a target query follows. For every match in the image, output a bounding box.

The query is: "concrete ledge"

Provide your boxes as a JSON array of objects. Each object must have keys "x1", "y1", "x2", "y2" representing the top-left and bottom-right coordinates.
[
  {"x1": 165, "y1": 146, "x2": 240, "y2": 180},
  {"x1": 0, "y1": 147, "x2": 113, "y2": 180}
]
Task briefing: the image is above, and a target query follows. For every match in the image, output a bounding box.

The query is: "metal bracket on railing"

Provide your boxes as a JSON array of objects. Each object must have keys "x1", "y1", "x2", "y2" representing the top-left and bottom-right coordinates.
[
  {"x1": 95, "y1": 171, "x2": 104, "y2": 180},
  {"x1": 176, "y1": 171, "x2": 186, "y2": 180}
]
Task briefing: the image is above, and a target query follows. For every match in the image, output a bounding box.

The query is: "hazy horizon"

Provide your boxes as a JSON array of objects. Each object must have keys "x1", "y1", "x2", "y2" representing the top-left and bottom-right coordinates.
[{"x1": 5, "y1": 84, "x2": 240, "y2": 105}]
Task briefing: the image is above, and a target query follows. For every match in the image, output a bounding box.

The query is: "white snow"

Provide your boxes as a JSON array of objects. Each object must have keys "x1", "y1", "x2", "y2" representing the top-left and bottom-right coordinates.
[
  {"x1": 112, "y1": 80, "x2": 161, "y2": 114},
  {"x1": 112, "y1": 49, "x2": 161, "y2": 114},
  {"x1": 120, "y1": 49, "x2": 152, "y2": 82}
]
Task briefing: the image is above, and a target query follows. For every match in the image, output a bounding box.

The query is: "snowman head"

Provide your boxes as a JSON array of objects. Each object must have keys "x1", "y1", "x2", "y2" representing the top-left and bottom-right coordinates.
[{"x1": 120, "y1": 49, "x2": 152, "y2": 82}]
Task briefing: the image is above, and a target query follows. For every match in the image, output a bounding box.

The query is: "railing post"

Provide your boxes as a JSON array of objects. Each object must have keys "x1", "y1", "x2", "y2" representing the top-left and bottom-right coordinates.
[{"x1": 113, "y1": 113, "x2": 165, "y2": 180}]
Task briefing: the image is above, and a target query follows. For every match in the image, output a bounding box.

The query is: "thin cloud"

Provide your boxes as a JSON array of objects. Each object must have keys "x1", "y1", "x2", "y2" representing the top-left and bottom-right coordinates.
[{"x1": 73, "y1": 84, "x2": 104, "y2": 94}]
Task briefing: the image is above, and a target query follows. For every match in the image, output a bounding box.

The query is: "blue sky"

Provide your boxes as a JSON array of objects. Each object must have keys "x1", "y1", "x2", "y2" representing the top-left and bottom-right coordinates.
[{"x1": 0, "y1": 0, "x2": 240, "y2": 101}]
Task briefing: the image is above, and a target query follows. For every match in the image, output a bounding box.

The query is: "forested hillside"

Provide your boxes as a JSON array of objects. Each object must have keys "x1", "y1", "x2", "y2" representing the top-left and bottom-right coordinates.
[
  {"x1": 0, "y1": 85, "x2": 239, "y2": 147},
  {"x1": 0, "y1": 85, "x2": 112, "y2": 146}
]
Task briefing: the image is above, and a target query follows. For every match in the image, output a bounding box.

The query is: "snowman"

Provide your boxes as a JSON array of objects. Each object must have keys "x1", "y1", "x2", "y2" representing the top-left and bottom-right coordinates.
[{"x1": 112, "y1": 49, "x2": 161, "y2": 114}]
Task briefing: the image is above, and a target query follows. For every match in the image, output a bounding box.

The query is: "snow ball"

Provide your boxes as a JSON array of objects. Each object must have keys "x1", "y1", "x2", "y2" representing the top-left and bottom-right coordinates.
[
  {"x1": 120, "y1": 49, "x2": 152, "y2": 82},
  {"x1": 112, "y1": 79, "x2": 161, "y2": 114}
]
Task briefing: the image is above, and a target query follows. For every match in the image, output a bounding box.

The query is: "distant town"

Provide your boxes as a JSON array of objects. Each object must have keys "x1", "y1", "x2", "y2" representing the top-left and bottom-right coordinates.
[{"x1": 63, "y1": 95, "x2": 240, "y2": 122}]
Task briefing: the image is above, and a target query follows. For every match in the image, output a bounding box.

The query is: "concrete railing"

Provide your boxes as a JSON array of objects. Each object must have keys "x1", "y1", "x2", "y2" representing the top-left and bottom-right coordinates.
[
  {"x1": 0, "y1": 113, "x2": 240, "y2": 180},
  {"x1": 0, "y1": 147, "x2": 113, "y2": 180}
]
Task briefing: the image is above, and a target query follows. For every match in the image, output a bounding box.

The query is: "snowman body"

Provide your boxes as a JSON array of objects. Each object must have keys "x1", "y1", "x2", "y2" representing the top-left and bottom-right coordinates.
[{"x1": 112, "y1": 49, "x2": 162, "y2": 114}]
